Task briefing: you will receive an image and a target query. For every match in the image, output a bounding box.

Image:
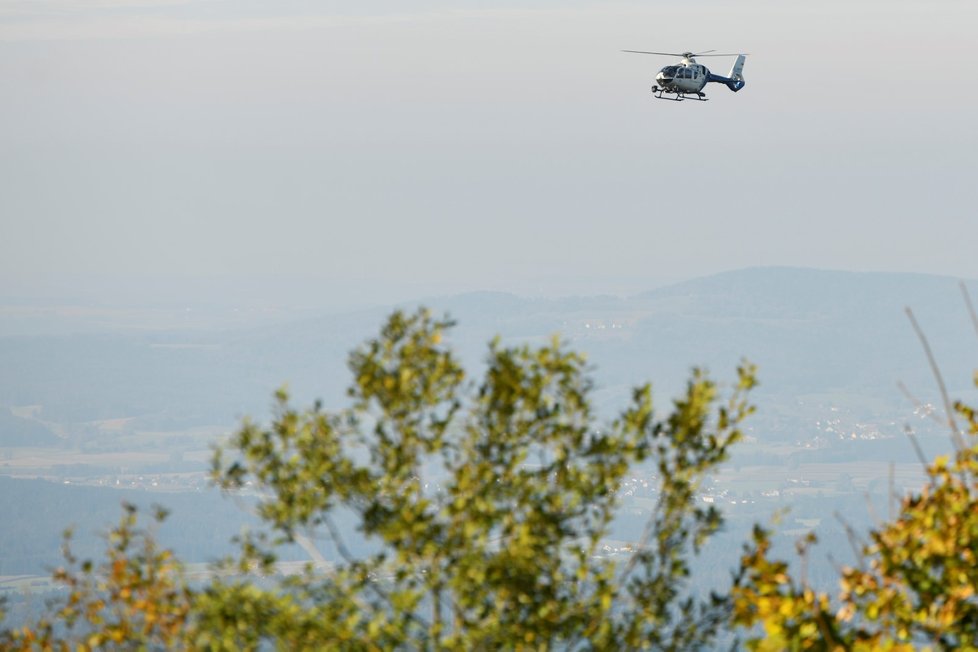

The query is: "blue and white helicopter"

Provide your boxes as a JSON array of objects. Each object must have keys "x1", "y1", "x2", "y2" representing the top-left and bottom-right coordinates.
[{"x1": 622, "y1": 49, "x2": 747, "y2": 101}]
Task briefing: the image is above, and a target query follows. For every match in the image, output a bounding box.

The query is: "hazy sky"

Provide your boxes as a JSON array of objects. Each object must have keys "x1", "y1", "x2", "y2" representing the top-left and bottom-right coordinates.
[{"x1": 2, "y1": 0, "x2": 976, "y2": 307}]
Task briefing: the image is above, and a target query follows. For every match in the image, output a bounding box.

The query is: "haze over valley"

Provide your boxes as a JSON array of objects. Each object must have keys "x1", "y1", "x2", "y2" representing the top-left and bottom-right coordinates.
[{"x1": 2, "y1": 267, "x2": 975, "y2": 600}]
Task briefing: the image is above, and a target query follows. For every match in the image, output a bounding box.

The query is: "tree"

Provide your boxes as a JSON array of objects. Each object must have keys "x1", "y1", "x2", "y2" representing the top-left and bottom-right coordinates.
[
  {"x1": 1, "y1": 309, "x2": 756, "y2": 650},
  {"x1": 0, "y1": 504, "x2": 191, "y2": 651},
  {"x1": 732, "y1": 399, "x2": 978, "y2": 651},
  {"x1": 732, "y1": 310, "x2": 978, "y2": 651}
]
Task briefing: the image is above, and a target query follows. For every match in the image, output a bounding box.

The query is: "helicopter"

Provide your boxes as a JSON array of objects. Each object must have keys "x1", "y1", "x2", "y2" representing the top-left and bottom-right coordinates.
[{"x1": 621, "y1": 49, "x2": 747, "y2": 101}]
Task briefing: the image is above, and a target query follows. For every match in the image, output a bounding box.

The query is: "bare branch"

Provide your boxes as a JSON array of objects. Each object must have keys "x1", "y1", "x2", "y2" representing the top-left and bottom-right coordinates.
[
  {"x1": 833, "y1": 511, "x2": 866, "y2": 571},
  {"x1": 796, "y1": 536, "x2": 810, "y2": 589},
  {"x1": 887, "y1": 461, "x2": 895, "y2": 522},
  {"x1": 293, "y1": 530, "x2": 331, "y2": 572},
  {"x1": 862, "y1": 491, "x2": 880, "y2": 530},
  {"x1": 902, "y1": 424, "x2": 935, "y2": 488},
  {"x1": 322, "y1": 514, "x2": 356, "y2": 565},
  {"x1": 961, "y1": 281, "x2": 978, "y2": 341},
  {"x1": 905, "y1": 308, "x2": 965, "y2": 451},
  {"x1": 619, "y1": 492, "x2": 665, "y2": 584},
  {"x1": 826, "y1": 553, "x2": 845, "y2": 577}
]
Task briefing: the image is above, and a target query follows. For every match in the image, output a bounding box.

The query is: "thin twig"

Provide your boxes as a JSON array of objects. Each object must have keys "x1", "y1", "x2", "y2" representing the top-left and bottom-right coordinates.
[
  {"x1": 833, "y1": 511, "x2": 866, "y2": 571},
  {"x1": 862, "y1": 491, "x2": 880, "y2": 529},
  {"x1": 620, "y1": 492, "x2": 665, "y2": 583},
  {"x1": 887, "y1": 462, "x2": 895, "y2": 522},
  {"x1": 905, "y1": 308, "x2": 965, "y2": 451},
  {"x1": 322, "y1": 514, "x2": 356, "y2": 564},
  {"x1": 902, "y1": 424, "x2": 930, "y2": 476},
  {"x1": 293, "y1": 530, "x2": 330, "y2": 571},
  {"x1": 796, "y1": 537, "x2": 810, "y2": 589},
  {"x1": 961, "y1": 281, "x2": 978, "y2": 340},
  {"x1": 826, "y1": 553, "x2": 845, "y2": 577}
]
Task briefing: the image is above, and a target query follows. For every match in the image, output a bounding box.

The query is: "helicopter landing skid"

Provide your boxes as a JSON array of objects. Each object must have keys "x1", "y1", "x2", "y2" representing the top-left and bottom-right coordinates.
[{"x1": 651, "y1": 87, "x2": 708, "y2": 101}]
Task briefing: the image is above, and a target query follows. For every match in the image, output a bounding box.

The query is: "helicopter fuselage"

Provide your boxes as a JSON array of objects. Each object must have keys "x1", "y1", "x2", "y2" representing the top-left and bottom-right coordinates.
[{"x1": 655, "y1": 59, "x2": 709, "y2": 94}]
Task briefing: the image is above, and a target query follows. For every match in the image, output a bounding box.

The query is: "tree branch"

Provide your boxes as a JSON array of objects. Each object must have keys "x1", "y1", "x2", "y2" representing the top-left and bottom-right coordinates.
[
  {"x1": 961, "y1": 281, "x2": 978, "y2": 341},
  {"x1": 905, "y1": 308, "x2": 965, "y2": 452}
]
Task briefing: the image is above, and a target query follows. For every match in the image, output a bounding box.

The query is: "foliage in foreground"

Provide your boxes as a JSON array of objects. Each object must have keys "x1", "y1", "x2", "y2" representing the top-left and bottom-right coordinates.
[
  {"x1": 6, "y1": 306, "x2": 978, "y2": 650},
  {"x1": 0, "y1": 504, "x2": 191, "y2": 651},
  {"x1": 732, "y1": 381, "x2": 978, "y2": 648},
  {"x1": 1, "y1": 309, "x2": 755, "y2": 650}
]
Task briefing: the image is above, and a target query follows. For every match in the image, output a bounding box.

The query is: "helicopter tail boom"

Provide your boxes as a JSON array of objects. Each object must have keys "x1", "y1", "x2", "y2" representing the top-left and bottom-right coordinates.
[{"x1": 706, "y1": 54, "x2": 747, "y2": 91}]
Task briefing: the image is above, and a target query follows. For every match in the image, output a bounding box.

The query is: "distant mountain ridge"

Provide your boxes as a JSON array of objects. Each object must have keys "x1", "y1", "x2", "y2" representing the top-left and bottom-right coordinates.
[
  {"x1": 1, "y1": 267, "x2": 976, "y2": 446},
  {"x1": 642, "y1": 267, "x2": 974, "y2": 318}
]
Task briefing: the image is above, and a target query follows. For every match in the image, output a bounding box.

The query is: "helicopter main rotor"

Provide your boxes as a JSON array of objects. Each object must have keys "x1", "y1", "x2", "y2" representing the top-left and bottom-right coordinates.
[{"x1": 621, "y1": 49, "x2": 742, "y2": 58}]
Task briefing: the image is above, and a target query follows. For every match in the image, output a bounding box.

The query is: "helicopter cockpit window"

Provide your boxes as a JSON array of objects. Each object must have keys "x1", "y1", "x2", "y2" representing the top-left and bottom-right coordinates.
[{"x1": 660, "y1": 66, "x2": 679, "y2": 77}]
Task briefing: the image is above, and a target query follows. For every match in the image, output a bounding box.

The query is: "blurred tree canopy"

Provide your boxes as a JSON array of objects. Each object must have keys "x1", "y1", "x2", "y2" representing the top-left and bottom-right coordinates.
[
  {"x1": 5, "y1": 307, "x2": 978, "y2": 650},
  {"x1": 0, "y1": 503, "x2": 192, "y2": 651},
  {"x1": 1, "y1": 309, "x2": 755, "y2": 650},
  {"x1": 732, "y1": 364, "x2": 978, "y2": 647}
]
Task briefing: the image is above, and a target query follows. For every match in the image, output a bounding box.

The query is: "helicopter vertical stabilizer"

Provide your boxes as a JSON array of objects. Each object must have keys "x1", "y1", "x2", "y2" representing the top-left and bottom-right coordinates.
[{"x1": 725, "y1": 54, "x2": 746, "y2": 91}]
